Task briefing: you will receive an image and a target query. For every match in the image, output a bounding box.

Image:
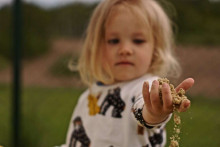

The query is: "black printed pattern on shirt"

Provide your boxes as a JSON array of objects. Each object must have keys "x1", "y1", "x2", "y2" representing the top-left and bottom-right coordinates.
[
  {"x1": 99, "y1": 87, "x2": 125, "y2": 118},
  {"x1": 69, "y1": 116, "x2": 90, "y2": 147},
  {"x1": 149, "y1": 129, "x2": 164, "y2": 147},
  {"x1": 133, "y1": 107, "x2": 154, "y2": 129},
  {"x1": 131, "y1": 96, "x2": 135, "y2": 104}
]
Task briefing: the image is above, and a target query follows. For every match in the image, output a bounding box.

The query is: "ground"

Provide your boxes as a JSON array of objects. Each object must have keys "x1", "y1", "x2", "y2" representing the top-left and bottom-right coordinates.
[{"x1": 0, "y1": 39, "x2": 219, "y2": 97}]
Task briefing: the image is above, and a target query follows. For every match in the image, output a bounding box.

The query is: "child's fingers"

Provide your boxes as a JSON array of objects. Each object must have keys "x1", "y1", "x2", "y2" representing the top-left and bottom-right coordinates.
[
  {"x1": 161, "y1": 83, "x2": 173, "y2": 113},
  {"x1": 150, "y1": 80, "x2": 162, "y2": 110},
  {"x1": 178, "y1": 99, "x2": 191, "y2": 112},
  {"x1": 142, "y1": 81, "x2": 151, "y2": 109},
  {"x1": 175, "y1": 78, "x2": 194, "y2": 92}
]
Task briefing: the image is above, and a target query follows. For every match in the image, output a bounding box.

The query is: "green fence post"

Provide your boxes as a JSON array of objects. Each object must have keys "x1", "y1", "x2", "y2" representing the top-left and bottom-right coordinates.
[{"x1": 12, "y1": 0, "x2": 22, "y2": 146}]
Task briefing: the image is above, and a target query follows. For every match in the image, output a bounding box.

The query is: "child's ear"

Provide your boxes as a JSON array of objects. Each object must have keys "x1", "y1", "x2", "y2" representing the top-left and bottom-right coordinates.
[{"x1": 149, "y1": 49, "x2": 157, "y2": 67}]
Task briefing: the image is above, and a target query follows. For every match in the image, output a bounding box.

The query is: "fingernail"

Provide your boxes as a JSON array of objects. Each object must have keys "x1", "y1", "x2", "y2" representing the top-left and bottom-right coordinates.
[
  {"x1": 162, "y1": 83, "x2": 167, "y2": 88},
  {"x1": 153, "y1": 80, "x2": 157, "y2": 84}
]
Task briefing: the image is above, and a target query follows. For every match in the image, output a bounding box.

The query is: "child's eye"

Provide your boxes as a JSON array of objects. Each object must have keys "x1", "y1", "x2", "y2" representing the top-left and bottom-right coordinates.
[
  {"x1": 107, "y1": 39, "x2": 120, "y2": 44},
  {"x1": 133, "y1": 39, "x2": 145, "y2": 44}
]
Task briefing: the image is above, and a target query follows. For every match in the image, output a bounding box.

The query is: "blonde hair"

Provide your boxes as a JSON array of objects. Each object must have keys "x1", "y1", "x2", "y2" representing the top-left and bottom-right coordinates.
[{"x1": 77, "y1": 0, "x2": 181, "y2": 86}]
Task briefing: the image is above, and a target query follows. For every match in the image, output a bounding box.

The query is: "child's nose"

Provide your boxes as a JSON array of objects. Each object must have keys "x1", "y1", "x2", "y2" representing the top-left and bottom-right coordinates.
[{"x1": 118, "y1": 43, "x2": 133, "y2": 55}]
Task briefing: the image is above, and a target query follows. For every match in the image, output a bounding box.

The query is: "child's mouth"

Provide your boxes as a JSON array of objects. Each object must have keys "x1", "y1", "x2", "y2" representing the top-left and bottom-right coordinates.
[{"x1": 115, "y1": 62, "x2": 134, "y2": 66}]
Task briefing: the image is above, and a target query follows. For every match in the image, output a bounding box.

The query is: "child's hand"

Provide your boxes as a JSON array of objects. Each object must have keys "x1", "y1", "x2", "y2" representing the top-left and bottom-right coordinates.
[{"x1": 142, "y1": 78, "x2": 194, "y2": 125}]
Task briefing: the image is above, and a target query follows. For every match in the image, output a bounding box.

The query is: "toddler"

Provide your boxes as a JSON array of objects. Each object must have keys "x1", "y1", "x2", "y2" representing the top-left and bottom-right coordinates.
[{"x1": 61, "y1": 0, "x2": 194, "y2": 146}]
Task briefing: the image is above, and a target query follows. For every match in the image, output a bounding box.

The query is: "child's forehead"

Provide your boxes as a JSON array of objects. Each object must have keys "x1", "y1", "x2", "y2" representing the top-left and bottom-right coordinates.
[
  {"x1": 106, "y1": 4, "x2": 148, "y2": 27},
  {"x1": 108, "y1": 5, "x2": 134, "y2": 19},
  {"x1": 104, "y1": 15, "x2": 152, "y2": 41},
  {"x1": 102, "y1": 3, "x2": 154, "y2": 42}
]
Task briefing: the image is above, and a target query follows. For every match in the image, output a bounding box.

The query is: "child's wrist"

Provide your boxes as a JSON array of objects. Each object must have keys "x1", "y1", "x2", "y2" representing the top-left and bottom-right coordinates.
[{"x1": 142, "y1": 105, "x2": 169, "y2": 125}]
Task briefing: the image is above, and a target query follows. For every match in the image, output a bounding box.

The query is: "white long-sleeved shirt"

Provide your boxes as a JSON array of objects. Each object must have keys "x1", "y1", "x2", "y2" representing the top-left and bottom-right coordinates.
[{"x1": 61, "y1": 74, "x2": 171, "y2": 147}]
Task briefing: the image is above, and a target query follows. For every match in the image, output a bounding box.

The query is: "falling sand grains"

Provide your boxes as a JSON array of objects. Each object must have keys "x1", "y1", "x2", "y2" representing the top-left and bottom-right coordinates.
[{"x1": 158, "y1": 78, "x2": 188, "y2": 147}]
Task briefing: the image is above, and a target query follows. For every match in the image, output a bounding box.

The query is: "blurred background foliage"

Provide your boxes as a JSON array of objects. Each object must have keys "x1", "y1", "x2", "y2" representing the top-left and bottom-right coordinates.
[
  {"x1": 0, "y1": 0, "x2": 220, "y2": 60},
  {"x1": 0, "y1": 2, "x2": 96, "y2": 60},
  {"x1": 169, "y1": 0, "x2": 220, "y2": 45}
]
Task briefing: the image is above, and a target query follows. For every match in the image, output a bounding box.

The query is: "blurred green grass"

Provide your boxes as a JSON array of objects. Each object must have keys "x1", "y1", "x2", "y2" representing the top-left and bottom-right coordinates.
[
  {"x1": 0, "y1": 84, "x2": 11, "y2": 147},
  {"x1": 0, "y1": 85, "x2": 220, "y2": 147},
  {"x1": 0, "y1": 84, "x2": 84, "y2": 147},
  {"x1": 166, "y1": 95, "x2": 220, "y2": 147}
]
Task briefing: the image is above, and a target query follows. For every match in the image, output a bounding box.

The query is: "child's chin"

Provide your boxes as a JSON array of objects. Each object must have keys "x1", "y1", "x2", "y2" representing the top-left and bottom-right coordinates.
[{"x1": 115, "y1": 75, "x2": 139, "y2": 82}]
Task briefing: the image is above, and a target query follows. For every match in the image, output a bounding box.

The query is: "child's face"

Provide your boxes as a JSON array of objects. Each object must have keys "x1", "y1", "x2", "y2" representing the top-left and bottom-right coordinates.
[{"x1": 102, "y1": 6, "x2": 154, "y2": 83}]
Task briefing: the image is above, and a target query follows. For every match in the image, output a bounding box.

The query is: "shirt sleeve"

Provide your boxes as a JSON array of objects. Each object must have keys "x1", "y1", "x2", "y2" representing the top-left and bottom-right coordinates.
[{"x1": 132, "y1": 95, "x2": 172, "y2": 129}]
